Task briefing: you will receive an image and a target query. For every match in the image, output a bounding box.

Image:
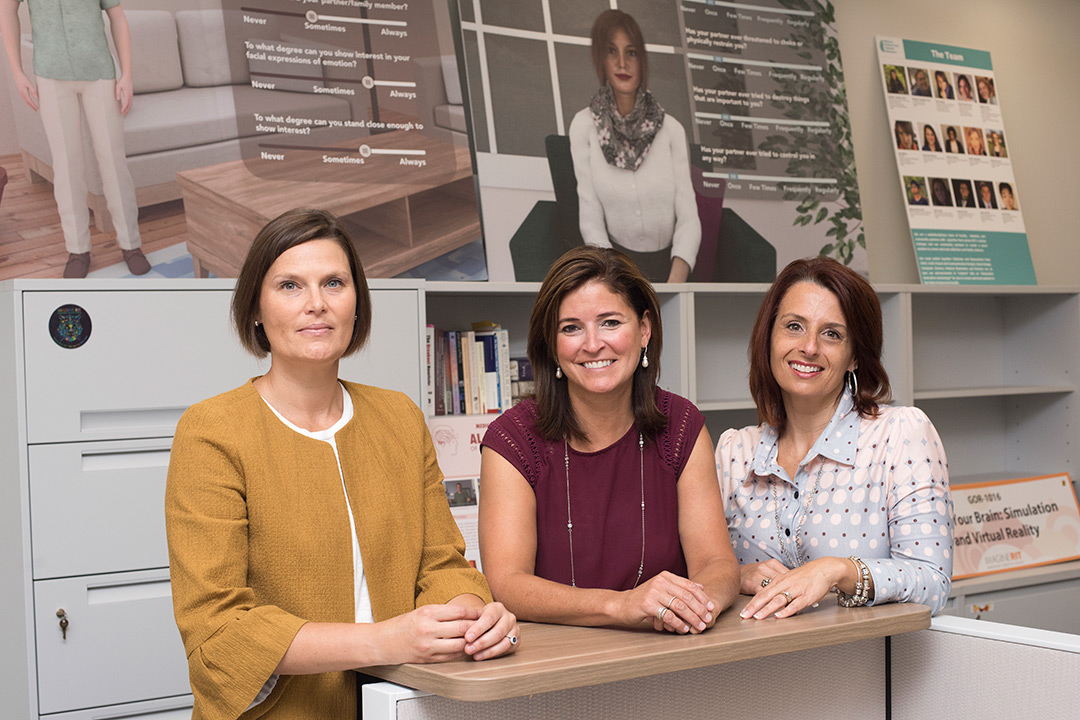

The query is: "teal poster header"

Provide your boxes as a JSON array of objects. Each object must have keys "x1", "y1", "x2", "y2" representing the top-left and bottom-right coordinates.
[{"x1": 903, "y1": 40, "x2": 993, "y2": 71}]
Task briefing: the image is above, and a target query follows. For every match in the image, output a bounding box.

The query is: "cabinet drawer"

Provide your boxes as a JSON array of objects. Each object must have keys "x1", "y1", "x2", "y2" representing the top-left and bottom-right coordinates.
[
  {"x1": 23, "y1": 291, "x2": 263, "y2": 444},
  {"x1": 35, "y1": 570, "x2": 189, "y2": 715},
  {"x1": 48, "y1": 695, "x2": 193, "y2": 720},
  {"x1": 22, "y1": 288, "x2": 423, "y2": 444},
  {"x1": 29, "y1": 439, "x2": 171, "y2": 579}
]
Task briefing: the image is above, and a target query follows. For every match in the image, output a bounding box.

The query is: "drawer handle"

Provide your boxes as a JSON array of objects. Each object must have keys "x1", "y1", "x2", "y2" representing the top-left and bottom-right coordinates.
[
  {"x1": 87, "y1": 578, "x2": 171, "y2": 605},
  {"x1": 79, "y1": 407, "x2": 187, "y2": 434},
  {"x1": 56, "y1": 608, "x2": 69, "y2": 640},
  {"x1": 81, "y1": 448, "x2": 171, "y2": 472}
]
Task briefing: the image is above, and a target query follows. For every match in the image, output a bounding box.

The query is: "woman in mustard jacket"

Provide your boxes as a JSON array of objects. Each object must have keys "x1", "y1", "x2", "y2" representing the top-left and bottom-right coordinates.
[{"x1": 166, "y1": 209, "x2": 518, "y2": 720}]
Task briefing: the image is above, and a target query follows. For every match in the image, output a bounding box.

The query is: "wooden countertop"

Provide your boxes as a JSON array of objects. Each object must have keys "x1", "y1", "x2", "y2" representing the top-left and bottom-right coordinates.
[{"x1": 362, "y1": 595, "x2": 930, "y2": 702}]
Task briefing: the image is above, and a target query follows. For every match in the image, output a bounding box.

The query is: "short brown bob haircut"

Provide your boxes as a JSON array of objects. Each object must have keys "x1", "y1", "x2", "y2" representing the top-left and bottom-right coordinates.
[
  {"x1": 748, "y1": 257, "x2": 891, "y2": 434},
  {"x1": 528, "y1": 246, "x2": 664, "y2": 443},
  {"x1": 590, "y1": 9, "x2": 649, "y2": 90},
  {"x1": 232, "y1": 208, "x2": 371, "y2": 358}
]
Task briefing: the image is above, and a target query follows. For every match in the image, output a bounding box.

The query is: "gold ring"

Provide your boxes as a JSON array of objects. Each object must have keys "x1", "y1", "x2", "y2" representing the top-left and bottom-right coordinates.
[{"x1": 781, "y1": 591, "x2": 793, "y2": 604}]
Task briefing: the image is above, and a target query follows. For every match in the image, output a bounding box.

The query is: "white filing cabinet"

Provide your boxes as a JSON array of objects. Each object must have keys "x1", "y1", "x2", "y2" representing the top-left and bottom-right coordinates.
[{"x1": 0, "y1": 279, "x2": 425, "y2": 720}]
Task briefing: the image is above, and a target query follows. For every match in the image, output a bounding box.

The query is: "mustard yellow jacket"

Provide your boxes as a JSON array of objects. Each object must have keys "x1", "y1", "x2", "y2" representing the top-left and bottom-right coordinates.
[{"x1": 166, "y1": 380, "x2": 490, "y2": 720}]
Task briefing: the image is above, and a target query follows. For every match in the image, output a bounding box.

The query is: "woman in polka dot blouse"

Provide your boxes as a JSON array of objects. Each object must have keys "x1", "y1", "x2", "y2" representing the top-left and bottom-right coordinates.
[{"x1": 715, "y1": 257, "x2": 953, "y2": 618}]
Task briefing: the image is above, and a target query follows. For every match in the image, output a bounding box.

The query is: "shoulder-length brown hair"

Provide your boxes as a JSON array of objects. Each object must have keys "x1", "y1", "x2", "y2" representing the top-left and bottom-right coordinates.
[
  {"x1": 231, "y1": 208, "x2": 371, "y2": 358},
  {"x1": 528, "y1": 246, "x2": 664, "y2": 443},
  {"x1": 590, "y1": 9, "x2": 649, "y2": 90},
  {"x1": 748, "y1": 257, "x2": 891, "y2": 434}
]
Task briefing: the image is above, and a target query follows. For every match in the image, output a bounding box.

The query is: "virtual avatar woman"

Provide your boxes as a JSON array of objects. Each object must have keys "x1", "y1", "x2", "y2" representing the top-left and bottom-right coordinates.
[{"x1": 569, "y1": 10, "x2": 701, "y2": 283}]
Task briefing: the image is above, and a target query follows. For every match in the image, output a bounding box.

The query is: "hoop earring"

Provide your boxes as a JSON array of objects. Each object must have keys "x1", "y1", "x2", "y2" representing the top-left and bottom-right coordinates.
[
  {"x1": 641, "y1": 348, "x2": 649, "y2": 368},
  {"x1": 555, "y1": 364, "x2": 563, "y2": 379},
  {"x1": 846, "y1": 370, "x2": 858, "y2": 398}
]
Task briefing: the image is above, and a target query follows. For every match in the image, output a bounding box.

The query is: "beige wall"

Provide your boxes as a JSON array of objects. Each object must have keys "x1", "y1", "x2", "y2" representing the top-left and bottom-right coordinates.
[
  {"x1": 2, "y1": 0, "x2": 1077, "y2": 283},
  {"x1": 833, "y1": 0, "x2": 1080, "y2": 284}
]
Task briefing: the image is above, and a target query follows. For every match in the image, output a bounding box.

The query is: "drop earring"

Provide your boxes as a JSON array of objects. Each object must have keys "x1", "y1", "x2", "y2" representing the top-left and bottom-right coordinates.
[
  {"x1": 555, "y1": 364, "x2": 563, "y2": 379},
  {"x1": 641, "y1": 348, "x2": 649, "y2": 368}
]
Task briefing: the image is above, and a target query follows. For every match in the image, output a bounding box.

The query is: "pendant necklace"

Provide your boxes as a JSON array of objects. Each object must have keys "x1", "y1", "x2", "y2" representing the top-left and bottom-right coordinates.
[
  {"x1": 772, "y1": 459, "x2": 826, "y2": 568},
  {"x1": 564, "y1": 431, "x2": 645, "y2": 588}
]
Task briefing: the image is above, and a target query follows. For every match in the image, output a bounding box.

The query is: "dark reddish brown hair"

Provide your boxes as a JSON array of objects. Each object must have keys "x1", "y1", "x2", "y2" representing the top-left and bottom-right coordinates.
[
  {"x1": 748, "y1": 257, "x2": 891, "y2": 433},
  {"x1": 232, "y1": 208, "x2": 371, "y2": 358},
  {"x1": 528, "y1": 246, "x2": 664, "y2": 443},
  {"x1": 590, "y1": 10, "x2": 649, "y2": 90}
]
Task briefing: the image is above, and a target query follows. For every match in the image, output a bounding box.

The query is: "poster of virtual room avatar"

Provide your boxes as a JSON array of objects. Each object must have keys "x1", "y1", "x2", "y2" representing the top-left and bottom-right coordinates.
[
  {"x1": 0, "y1": 0, "x2": 484, "y2": 281},
  {"x1": 429, "y1": 414, "x2": 490, "y2": 569},
  {"x1": 457, "y1": 0, "x2": 865, "y2": 283},
  {"x1": 877, "y1": 37, "x2": 1034, "y2": 284}
]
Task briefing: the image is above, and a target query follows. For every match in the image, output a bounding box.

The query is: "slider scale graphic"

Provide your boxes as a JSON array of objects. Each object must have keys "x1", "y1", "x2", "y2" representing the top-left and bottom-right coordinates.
[{"x1": 241, "y1": 5, "x2": 425, "y2": 166}]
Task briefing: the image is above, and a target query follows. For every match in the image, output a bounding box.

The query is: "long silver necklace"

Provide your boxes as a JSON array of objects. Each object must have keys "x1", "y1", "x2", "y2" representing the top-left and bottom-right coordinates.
[
  {"x1": 771, "y1": 459, "x2": 826, "y2": 568},
  {"x1": 564, "y1": 432, "x2": 645, "y2": 588}
]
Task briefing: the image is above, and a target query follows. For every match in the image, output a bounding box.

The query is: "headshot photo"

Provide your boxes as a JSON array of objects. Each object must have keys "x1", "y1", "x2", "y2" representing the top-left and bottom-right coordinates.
[
  {"x1": 895, "y1": 120, "x2": 918, "y2": 151},
  {"x1": 908, "y1": 67, "x2": 933, "y2": 97},
  {"x1": 930, "y1": 177, "x2": 953, "y2": 207},
  {"x1": 921, "y1": 124, "x2": 943, "y2": 152},
  {"x1": 956, "y1": 74, "x2": 975, "y2": 102},
  {"x1": 952, "y1": 179, "x2": 977, "y2": 208},
  {"x1": 905, "y1": 176, "x2": 930, "y2": 206},
  {"x1": 964, "y1": 126, "x2": 987, "y2": 156},
  {"x1": 976, "y1": 75, "x2": 998, "y2": 104},
  {"x1": 975, "y1": 180, "x2": 998, "y2": 209},
  {"x1": 444, "y1": 478, "x2": 478, "y2": 508},
  {"x1": 934, "y1": 70, "x2": 955, "y2": 99},
  {"x1": 942, "y1": 125, "x2": 965, "y2": 154},
  {"x1": 999, "y1": 182, "x2": 1019, "y2": 210},
  {"x1": 884, "y1": 64, "x2": 909, "y2": 94},
  {"x1": 987, "y1": 129, "x2": 1008, "y2": 158}
]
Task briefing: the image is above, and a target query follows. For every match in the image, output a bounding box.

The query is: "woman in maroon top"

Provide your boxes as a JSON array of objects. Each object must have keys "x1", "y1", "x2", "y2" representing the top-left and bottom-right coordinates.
[{"x1": 480, "y1": 247, "x2": 739, "y2": 633}]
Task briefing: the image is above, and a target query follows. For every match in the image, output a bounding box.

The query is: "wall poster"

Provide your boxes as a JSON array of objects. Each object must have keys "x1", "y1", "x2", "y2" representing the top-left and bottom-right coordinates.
[
  {"x1": 877, "y1": 37, "x2": 1035, "y2": 284},
  {"x1": 0, "y1": 0, "x2": 485, "y2": 281},
  {"x1": 457, "y1": 0, "x2": 865, "y2": 283}
]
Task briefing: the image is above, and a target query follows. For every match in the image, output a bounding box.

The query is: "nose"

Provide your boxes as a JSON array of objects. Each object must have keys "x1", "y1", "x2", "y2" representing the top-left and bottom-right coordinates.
[
  {"x1": 582, "y1": 326, "x2": 604, "y2": 353},
  {"x1": 305, "y1": 287, "x2": 327, "y2": 313},
  {"x1": 798, "y1": 333, "x2": 819, "y2": 356}
]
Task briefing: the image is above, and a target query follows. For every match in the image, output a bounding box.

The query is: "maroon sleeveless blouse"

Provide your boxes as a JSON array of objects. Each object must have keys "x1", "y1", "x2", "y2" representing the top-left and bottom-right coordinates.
[{"x1": 482, "y1": 389, "x2": 704, "y2": 590}]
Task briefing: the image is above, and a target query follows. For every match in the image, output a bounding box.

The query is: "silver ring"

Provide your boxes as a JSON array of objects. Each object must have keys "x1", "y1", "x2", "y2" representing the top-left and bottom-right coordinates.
[
  {"x1": 781, "y1": 591, "x2": 793, "y2": 604},
  {"x1": 657, "y1": 606, "x2": 669, "y2": 621},
  {"x1": 761, "y1": 577, "x2": 772, "y2": 588},
  {"x1": 666, "y1": 595, "x2": 678, "y2": 609},
  {"x1": 508, "y1": 635, "x2": 518, "y2": 646}
]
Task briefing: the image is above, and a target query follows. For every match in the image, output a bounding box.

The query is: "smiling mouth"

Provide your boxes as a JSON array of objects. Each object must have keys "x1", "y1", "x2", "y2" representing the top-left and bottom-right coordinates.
[
  {"x1": 582, "y1": 360, "x2": 615, "y2": 369},
  {"x1": 789, "y1": 361, "x2": 822, "y2": 374}
]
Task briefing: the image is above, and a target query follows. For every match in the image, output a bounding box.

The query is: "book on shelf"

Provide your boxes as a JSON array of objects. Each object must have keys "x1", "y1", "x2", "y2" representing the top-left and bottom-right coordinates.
[
  {"x1": 429, "y1": 324, "x2": 519, "y2": 416},
  {"x1": 424, "y1": 325, "x2": 435, "y2": 416}
]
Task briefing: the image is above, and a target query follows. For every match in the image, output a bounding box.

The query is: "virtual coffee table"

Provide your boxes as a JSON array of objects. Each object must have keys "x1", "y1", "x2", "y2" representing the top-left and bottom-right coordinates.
[{"x1": 177, "y1": 132, "x2": 480, "y2": 278}]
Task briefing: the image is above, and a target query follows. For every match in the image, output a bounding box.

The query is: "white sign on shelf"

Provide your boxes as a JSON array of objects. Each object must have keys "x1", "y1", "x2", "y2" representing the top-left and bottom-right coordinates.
[{"x1": 952, "y1": 474, "x2": 1080, "y2": 579}]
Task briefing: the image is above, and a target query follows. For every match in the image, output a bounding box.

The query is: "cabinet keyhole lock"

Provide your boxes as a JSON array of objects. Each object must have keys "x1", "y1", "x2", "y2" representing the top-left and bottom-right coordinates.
[{"x1": 56, "y1": 609, "x2": 69, "y2": 640}]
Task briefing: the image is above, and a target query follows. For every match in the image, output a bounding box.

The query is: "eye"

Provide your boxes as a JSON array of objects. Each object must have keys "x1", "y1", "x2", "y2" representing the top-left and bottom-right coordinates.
[
  {"x1": 559, "y1": 323, "x2": 580, "y2": 334},
  {"x1": 823, "y1": 328, "x2": 844, "y2": 341},
  {"x1": 601, "y1": 318, "x2": 623, "y2": 329},
  {"x1": 782, "y1": 321, "x2": 803, "y2": 333},
  {"x1": 326, "y1": 278, "x2": 344, "y2": 288},
  {"x1": 280, "y1": 281, "x2": 298, "y2": 291}
]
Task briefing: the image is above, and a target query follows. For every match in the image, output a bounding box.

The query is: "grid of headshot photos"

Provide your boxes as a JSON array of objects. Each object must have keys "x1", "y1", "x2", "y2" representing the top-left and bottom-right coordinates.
[{"x1": 884, "y1": 63, "x2": 1020, "y2": 217}]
